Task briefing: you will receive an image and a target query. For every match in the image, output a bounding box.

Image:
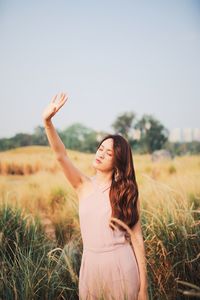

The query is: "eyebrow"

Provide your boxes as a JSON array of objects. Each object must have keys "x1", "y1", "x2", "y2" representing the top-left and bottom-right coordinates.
[{"x1": 100, "y1": 145, "x2": 113, "y2": 152}]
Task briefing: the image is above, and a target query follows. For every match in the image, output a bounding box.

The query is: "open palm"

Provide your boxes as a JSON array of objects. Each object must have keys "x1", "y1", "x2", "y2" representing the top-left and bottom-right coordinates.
[{"x1": 42, "y1": 93, "x2": 68, "y2": 121}]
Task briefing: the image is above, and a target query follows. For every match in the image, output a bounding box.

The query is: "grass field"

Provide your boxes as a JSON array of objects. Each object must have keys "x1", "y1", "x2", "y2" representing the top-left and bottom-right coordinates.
[{"x1": 0, "y1": 146, "x2": 200, "y2": 299}]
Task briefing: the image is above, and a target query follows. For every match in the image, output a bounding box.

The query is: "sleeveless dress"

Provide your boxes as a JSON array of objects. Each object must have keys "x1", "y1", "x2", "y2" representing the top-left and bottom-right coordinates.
[{"x1": 78, "y1": 176, "x2": 140, "y2": 300}]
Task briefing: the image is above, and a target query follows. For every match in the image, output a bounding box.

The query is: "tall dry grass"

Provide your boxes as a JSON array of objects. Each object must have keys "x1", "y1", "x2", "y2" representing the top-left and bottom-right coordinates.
[{"x1": 0, "y1": 146, "x2": 200, "y2": 299}]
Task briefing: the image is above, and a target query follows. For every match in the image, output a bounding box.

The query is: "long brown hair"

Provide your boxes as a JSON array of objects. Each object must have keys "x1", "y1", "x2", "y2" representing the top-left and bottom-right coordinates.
[{"x1": 97, "y1": 134, "x2": 139, "y2": 231}]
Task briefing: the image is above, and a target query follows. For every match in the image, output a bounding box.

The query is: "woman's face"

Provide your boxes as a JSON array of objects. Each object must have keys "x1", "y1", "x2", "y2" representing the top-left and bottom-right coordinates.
[{"x1": 92, "y1": 138, "x2": 114, "y2": 172}]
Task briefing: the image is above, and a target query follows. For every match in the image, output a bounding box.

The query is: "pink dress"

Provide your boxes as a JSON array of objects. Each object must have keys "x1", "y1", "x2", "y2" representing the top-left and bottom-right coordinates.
[{"x1": 78, "y1": 176, "x2": 140, "y2": 300}]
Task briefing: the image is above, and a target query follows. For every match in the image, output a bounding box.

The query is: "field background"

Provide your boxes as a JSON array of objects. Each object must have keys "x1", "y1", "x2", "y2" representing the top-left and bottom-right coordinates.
[{"x1": 0, "y1": 146, "x2": 200, "y2": 300}]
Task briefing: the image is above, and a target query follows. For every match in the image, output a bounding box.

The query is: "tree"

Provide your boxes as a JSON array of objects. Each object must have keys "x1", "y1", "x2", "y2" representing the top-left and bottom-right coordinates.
[
  {"x1": 33, "y1": 126, "x2": 48, "y2": 145},
  {"x1": 135, "y1": 114, "x2": 169, "y2": 153},
  {"x1": 12, "y1": 133, "x2": 33, "y2": 147},
  {"x1": 61, "y1": 123, "x2": 99, "y2": 152},
  {"x1": 111, "y1": 112, "x2": 137, "y2": 141}
]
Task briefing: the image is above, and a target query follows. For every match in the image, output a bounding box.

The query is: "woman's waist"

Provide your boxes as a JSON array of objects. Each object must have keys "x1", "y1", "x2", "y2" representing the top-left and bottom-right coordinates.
[{"x1": 83, "y1": 241, "x2": 131, "y2": 253}]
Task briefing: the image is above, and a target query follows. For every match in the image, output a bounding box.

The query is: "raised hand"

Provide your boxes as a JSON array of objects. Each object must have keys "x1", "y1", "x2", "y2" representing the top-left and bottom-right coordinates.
[{"x1": 42, "y1": 93, "x2": 68, "y2": 122}]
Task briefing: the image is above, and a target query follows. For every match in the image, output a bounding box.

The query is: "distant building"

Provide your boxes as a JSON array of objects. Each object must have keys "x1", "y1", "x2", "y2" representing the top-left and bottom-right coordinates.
[
  {"x1": 169, "y1": 128, "x2": 182, "y2": 142},
  {"x1": 182, "y1": 128, "x2": 193, "y2": 142},
  {"x1": 193, "y1": 128, "x2": 200, "y2": 141},
  {"x1": 169, "y1": 128, "x2": 200, "y2": 142}
]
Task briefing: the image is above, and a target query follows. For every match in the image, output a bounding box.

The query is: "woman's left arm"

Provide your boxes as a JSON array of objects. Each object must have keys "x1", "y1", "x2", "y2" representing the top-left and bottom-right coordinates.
[
  {"x1": 109, "y1": 198, "x2": 149, "y2": 300},
  {"x1": 130, "y1": 218, "x2": 149, "y2": 300}
]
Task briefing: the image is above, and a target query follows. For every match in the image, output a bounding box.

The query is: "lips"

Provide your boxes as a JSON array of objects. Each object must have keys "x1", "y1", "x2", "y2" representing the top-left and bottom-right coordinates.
[{"x1": 95, "y1": 158, "x2": 102, "y2": 163}]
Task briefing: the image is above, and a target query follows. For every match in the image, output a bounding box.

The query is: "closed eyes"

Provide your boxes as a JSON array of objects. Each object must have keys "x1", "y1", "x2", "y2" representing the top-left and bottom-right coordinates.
[{"x1": 98, "y1": 147, "x2": 113, "y2": 156}]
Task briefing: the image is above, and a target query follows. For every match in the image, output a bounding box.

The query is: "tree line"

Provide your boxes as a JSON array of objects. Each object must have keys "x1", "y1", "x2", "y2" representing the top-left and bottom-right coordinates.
[{"x1": 0, "y1": 112, "x2": 199, "y2": 155}]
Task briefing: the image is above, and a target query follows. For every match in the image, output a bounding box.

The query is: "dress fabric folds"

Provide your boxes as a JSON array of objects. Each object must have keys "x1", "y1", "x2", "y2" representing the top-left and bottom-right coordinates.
[{"x1": 78, "y1": 176, "x2": 140, "y2": 300}]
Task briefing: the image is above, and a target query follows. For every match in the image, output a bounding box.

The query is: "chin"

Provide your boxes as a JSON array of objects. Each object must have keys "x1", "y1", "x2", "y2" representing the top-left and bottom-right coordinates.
[
  {"x1": 92, "y1": 161, "x2": 102, "y2": 171},
  {"x1": 92, "y1": 160, "x2": 98, "y2": 169}
]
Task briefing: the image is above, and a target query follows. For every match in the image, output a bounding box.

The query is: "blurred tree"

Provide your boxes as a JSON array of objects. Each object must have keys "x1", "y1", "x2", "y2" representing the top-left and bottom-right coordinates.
[
  {"x1": 135, "y1": 114, "x2": 169, "y2": 153},
  {"x1": 12, "y1": 133, "x2": 33, "y2": 147},
  {"x1": 0, "y1": 138, "x2": 14, "y2": 151},
  {"x1": 0, "y1": 133, "x2": 33, "y2": 150},
  {"x1": 33, "y1": 126, "x2": 48, "y2": 145},
  {"x1": 60, "y1": 123, "x2": 98, "y2": 153},
  {"x1": 111, "y1": 111, "x2": 137, "y2": 141}
]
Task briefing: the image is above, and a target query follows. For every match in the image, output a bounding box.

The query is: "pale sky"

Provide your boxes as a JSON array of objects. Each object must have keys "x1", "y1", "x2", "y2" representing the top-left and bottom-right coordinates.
[{"x1": 0, "y1": 0, "x2": 200, "y2": 138}]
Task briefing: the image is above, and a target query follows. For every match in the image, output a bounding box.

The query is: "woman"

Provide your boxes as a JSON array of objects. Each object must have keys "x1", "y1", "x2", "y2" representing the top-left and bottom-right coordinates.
[{"x1": 42, "y1": 93, "x2": 149, "y2": 300}]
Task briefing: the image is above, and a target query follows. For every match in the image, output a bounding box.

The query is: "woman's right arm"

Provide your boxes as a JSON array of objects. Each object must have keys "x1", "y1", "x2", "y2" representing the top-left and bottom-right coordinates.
[{"x1": 42, "y1": 93, "x2": 89, "y2": 190}]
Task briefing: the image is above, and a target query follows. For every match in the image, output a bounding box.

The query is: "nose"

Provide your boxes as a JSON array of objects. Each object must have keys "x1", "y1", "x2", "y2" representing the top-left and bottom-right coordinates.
[{"x1": 99, "y1": 151, "x2": 105, "y2": 159}]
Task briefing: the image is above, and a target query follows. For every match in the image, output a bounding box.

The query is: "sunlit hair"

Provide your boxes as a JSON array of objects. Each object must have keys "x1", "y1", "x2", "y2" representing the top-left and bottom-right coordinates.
[{"x1": 97, "y1": 134, "x2": 139, "y2": 231}]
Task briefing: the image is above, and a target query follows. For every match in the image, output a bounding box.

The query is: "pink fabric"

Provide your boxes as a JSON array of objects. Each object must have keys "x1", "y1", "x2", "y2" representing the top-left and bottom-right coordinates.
[{"x1": 78, "y1": 176, "x2": 140, "y2": 300}]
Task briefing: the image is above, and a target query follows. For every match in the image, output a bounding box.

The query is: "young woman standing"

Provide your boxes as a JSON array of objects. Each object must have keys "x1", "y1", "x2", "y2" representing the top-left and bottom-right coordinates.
[{"x1": 42, "y1": 93, "x2": 148, "y2": 300}]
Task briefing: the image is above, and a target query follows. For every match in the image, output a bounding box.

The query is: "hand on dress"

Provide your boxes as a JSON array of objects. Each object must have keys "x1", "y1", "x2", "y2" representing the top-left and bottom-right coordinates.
[
  {"x1": 109, "y1": 217, "x2": 134, "y2": 244},
  {"x1": 110, "y1": 217, "x2": 149, "y2": 300},
  {"x1": 42, "y1": 93, "x2": 68, "y2": 122},
  {"x1": 109, "y1": 217, "x2": 132, "y2": 235}
]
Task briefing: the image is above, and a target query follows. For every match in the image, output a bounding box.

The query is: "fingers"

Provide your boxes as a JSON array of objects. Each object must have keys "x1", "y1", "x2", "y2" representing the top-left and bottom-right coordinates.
[
  {"x1": 51, "y1": 94, "x2": 58, "y2": 104},
  {"x1": 109, "y1": 221, "x2": 118, "y2": 230},
  {"x1": 60, "y1": 92, "x2": 68, "y2": 102},
  {"x1": 109, "y1": 217, "x2": 131, "y2": 234},
  {"x1": 56, "y1": 93, "x2": 68, "y2": 110},
  {"x1": 50, "y1": 92, "x2": 68, "y2": 112},
  {"x1": 51, "y1": 92, "x2": 68, "y2": 104}
]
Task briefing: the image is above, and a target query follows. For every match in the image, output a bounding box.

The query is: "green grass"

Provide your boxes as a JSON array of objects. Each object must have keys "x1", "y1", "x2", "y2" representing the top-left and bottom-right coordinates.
[
  {"x1": 143, "y1": 203, "x2": 200, "y2": 299},
  {"x1": 0, "y1": 149, "x2": 200, "y2": 299},
  {"x1": 0, "y1": 205, "x2": 80, "y2": 300},
  {"x1": 1, "y1": 202, "x2": 200, "y2": 299}
]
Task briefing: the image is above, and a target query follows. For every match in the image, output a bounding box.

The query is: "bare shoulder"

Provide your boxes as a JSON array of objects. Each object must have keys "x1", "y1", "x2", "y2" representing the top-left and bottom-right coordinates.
[{"x1": 75, "y1": 175, "x2": 94, "y2": 200}]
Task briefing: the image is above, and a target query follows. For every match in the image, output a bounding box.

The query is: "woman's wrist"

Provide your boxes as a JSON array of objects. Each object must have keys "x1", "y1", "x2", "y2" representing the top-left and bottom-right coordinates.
[{"x1": 43, "y1": 118, "x2": 52, "y2": 127}]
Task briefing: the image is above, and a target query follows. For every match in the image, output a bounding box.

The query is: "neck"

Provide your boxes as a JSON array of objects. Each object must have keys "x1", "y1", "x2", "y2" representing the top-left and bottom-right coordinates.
[{"x1": 94, "y1": 170, "x2": 113, "y2": 185}]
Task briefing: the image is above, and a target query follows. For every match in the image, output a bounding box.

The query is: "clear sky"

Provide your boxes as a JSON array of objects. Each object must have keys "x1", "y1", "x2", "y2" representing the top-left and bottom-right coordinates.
[{"x1": 0, "y1": 0, "x2": 200, "y2": 138}]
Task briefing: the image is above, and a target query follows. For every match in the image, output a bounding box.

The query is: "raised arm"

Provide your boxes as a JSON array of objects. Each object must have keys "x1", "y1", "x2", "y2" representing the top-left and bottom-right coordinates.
[{"x1": 42, "y1": 93, "x2": 88, "y2": 190}]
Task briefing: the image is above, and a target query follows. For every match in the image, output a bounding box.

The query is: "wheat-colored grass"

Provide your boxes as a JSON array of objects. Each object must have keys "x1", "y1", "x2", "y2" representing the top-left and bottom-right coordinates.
[
  {"x1": 0, "y1": 146, "x2": 200, "y2": 299},
  {"x1": 0, "y1": 147, "x2": 199, "y2": 229}
]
